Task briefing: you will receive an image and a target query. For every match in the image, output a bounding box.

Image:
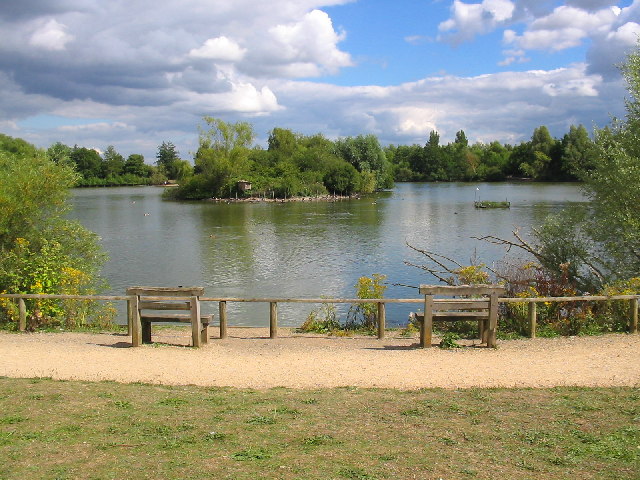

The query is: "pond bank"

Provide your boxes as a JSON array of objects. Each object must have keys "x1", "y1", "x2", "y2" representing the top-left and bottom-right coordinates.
[{"x1": 206, "y1": 194, "x2": 359, "y2": 203}]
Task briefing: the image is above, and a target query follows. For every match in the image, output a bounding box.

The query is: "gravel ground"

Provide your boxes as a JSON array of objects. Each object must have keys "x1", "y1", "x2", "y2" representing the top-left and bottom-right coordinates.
[{"x1": 1, "y1": 329, "x2": 639, "y2": 389}]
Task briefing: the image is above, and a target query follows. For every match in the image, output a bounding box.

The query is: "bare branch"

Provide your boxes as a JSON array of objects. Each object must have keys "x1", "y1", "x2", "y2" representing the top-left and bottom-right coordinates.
[{"x1": 405, "y1": 241, "x2": 463, "y2": 269}]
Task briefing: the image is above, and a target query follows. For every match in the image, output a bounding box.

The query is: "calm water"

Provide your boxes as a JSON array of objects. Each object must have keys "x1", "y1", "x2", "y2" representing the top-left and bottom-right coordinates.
[{"x1": 70, "y1": 182, "x2": 584, "y2": 326}]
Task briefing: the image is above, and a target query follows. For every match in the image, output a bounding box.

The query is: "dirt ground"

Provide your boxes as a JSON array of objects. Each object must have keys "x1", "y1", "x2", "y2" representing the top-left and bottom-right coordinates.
[{"x1": 1, "y1": 328, "x2": 639, "y2": 389}]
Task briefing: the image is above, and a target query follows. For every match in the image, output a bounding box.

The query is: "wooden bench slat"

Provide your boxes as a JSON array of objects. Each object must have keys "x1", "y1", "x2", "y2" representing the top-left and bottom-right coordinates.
[
  {"x1": 127, "y1": 286, "x2": 205, "y2": 296},
  {"x1": 420, "y1": 284, "x2": 507, "y2": 296},
  {"x1": 139, "y1": 301, "x2": 190, "y2": 310},
  {"x1": 433, "y1": 301, "x2": 489, "y2": 310},
  {"x1": 141, "y1": 313, "x2": 212, "y2": 322},
  {"x1": 415, "y1": 312, "x2": 488, "y2": 320},
  {"x1": 433, "y1": 311, "x2": 488, "y2": 318}
]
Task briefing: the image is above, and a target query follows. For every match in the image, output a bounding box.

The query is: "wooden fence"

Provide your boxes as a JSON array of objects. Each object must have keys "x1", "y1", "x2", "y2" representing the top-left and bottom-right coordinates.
[{"x1": 0, "y1": 292, "x2": 638, "y2": 339}]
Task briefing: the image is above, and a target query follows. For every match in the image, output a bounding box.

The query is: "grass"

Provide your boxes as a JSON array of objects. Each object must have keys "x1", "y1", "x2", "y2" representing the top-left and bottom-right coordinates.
[{"x1": 0, "y1": 378, "x2": 638, "y2": 479}]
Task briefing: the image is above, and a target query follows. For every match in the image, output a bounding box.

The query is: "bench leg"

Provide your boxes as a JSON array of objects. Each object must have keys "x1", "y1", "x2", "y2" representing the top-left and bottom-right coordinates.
[
  {"x1": 487, "y1": 293, "x2": 499, "y2": 348},
  {"x1": 479, "y1": 319, "x2": 487, "y2": 344},
  {"x1": 200, "y1": 322, "x2": 210, "y2": 345},
  {"x1": 142, "y1": 321, "x2": 152, "y2": 344},
  {"x1": 420, "y1": 295, "x2": 434, "y2": 348},
  {"x1": 190, "y1": 296, "x2": 202, "y2": 348}
]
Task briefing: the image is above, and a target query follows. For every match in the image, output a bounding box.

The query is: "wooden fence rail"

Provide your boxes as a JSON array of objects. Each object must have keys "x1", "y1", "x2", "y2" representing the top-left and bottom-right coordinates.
[{"x1": 0, "y1": 293, "x2": 638, "y2": 339}]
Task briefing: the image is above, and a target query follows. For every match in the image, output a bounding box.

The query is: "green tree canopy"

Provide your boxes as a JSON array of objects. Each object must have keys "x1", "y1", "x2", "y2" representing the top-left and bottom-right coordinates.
[
  {"x1": 531, "y1": 43, "x2": 640, "y2": 290},
  {"x1": 0, "y1": 138, "x2": 107, "y2": 328},
  {"x1": 70, "y1": 146, "x2": 102, "y2": 179},
  {"x1": 101, "y1": 145, "x2": 125, "y2": 178}
]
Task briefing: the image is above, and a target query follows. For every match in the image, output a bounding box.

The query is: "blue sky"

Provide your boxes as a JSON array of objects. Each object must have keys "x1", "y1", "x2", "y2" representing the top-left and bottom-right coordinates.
[{"x1": 1, "y1": 0, "x2": 639, "y2": 160}]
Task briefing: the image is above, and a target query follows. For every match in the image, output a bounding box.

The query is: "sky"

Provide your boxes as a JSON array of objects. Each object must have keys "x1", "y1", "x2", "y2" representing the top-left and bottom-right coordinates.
[{"x1": 1, "y1": 0, "x2": 639, "y2": 161}]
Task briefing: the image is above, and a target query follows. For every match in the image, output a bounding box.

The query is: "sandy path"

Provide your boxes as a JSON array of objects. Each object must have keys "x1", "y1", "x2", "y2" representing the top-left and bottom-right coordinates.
[{"x1": 1, "y1": 329, "x2": 639, "y2": 389}]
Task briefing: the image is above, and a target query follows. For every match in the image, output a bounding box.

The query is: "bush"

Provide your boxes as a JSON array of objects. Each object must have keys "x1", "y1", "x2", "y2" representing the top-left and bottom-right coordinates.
[
  {"x1": 0, "y1": 145, "x2": 112, "y2": 330},
  {"x1": 297, "y1": 302, "x2": 340, "y2": 334},
  {"x1": 346, "y1": 274, "x2": 387, "y2": 332}
]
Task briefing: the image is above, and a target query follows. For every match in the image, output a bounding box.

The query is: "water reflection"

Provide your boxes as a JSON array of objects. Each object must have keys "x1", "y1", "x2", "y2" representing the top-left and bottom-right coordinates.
[{"x1": 70, "y1": 183, "x2": 584, "y2": 326}]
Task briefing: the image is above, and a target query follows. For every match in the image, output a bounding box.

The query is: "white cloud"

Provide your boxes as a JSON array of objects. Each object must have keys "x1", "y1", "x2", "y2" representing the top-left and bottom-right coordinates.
[
  {"x1": 439, "y1": 0, "x2": 516, "y2": 43},
  {"x1": 58, "y1": 121, "x2": 131, "y2": 133},
  {"x1": 195, "y1": 82, "x2": 281, "y2": 115},
  {"x1": 504, "y1": 5, "x2": 619, "y2": 51},
  {"x1": 189, "y1": 36, "x2": 247, "y2": 61},
  {"x1": 259, "y1": 9, "x2": 353, "y2": 77},
  {"x1": 606, "y1": 20, "x2": 640, "y2": 43},
  {"x1": 29, "y1": 18, "x2": 73, "y2": 51},
  {"x1": 0, "y1": 0, "x2": 630, "y2": 162},
  {"x1": 269, "y1": 63, "x2": 610, "y2": 149}
]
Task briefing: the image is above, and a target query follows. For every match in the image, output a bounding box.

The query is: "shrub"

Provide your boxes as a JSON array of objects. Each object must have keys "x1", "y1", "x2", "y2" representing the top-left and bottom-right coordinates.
[
  {"x1": 0, "y1": 145, "x2": 111, "y2": 330},
  {"x1": 346, "y1": 274, "x2": 387, "y2": 332}
]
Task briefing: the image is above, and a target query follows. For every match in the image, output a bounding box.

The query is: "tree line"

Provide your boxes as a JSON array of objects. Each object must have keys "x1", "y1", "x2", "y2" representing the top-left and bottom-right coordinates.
[
  {"x1": 43, "y1": 141, "x2": 189, "y2": 187},
  {"x1": 24, "y1": 114, "x2": 598, "y2": 198},
  {"x1": 386, "y1": 124, "x2": 597, "y2": 182}
]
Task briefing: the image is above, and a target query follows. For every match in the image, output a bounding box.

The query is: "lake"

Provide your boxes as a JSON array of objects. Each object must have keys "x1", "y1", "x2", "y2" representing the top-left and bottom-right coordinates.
[{"x1": 70, "y1": 182, "x2": 584, "y2": 326}]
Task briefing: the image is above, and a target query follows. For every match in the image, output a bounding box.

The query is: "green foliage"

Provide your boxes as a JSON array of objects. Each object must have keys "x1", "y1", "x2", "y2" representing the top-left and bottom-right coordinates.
[
  {"x1": 439, "y1": 332, "x2": 462, "y2": 349},
  {"x1": 531, "y1": 42, "x2": 640, "y2": 291},
  {"x1": 101, "y1": 145, "x2": 125, "y2": 178},
  {"x1": 346, "y1": 274, "x2": 387, "y2": 331},
  {"x1": 123, "y1": 154, "x2": 148, "y2": 176},
  {"x1": 385, "y1": 122, "x2": 594, "y2": 183},
  {"x1": 323, "y1": 160, "x2": 360, "y2": 195},
  {"x1": 298, "y1": 302, "x2": 340, "y2": 334},
  {"x1": 156, "y1": 141, "x2": 183, "y2": 180},
  {"x1": 0, "y1": 143, "x2": 110, "y2": 329},
  {"x1": 171, "y1": 119, "x2": 393, "y2": 200}
]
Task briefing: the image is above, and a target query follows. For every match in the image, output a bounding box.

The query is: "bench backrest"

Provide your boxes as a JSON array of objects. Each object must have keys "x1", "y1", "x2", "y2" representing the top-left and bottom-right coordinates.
[
  {"x1": 419, "y1": 284, "x2": 506, "y2": 297},
  {"x1": 126, "y1": 286, "x2": 204, "y2": 316},
  {"x1": 126, "y1": 286, "x2": 204, "y2": 297},
  {"x1": 419, "y1": 284, "x2": 506, "y2": 320}
]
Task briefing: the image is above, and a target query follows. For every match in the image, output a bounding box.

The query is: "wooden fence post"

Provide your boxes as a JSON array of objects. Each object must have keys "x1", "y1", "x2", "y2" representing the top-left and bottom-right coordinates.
[
  {"x1": 630, "y1": 298, "x2": 638, "y2": 334},
  {"x1": 130, "y1": 295, "x2": 142, "y2": 347},
  {"x1": 126, "y1": 297, "x2": 133, "y2": 336},
  {"x1": 270, "y1": 302, "x2": 278, "y2": 338},
  {"x1": 487, "y1": 292, "x2": 499, "y2": 348},
  {"x1": 18, "y1": 298, "x2": 26, "y2": 332},
  {"x1": 190, "y1": 296, "x2": 202, "y2": 348},
  {"x1": 377, "y1": 302, "x2": 386, "y2": 339},
  {"x1": 420, "y1": 295, "x2": 433, "y2": 348},
  {"x1": 219, "y1": 301, "x2": 228, "y2": 339},
  {"x1": 528, "y1": 301, "x2": 537, "y2": 338}
]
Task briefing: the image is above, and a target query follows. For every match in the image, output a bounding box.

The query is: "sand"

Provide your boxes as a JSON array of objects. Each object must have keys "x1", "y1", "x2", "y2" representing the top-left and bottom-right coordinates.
[{"x1": 1, "y1": 329, "x2": 639, "y2": 390}]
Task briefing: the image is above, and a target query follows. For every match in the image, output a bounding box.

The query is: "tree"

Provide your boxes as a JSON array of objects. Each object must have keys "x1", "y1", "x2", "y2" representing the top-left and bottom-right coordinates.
[
  {"x1": 156, "y1": 141, "x2": 180, "y2": 179},
  {"x1": 267, "y1": 128, "x2": 300, "y2": 158},
  {"x1": 333, "y1": 134, "x2": 392, "y2": 190},
  {"x1": 560, "y1": 125, "x2": 598, "y2": 181},
  {"x1": 170, "y1": 117, "x2": 255, "y2": 199},
  {"x1": 510, "y1": 44, "x2": 640, "y2": 290},
  {"x1": 46, "y1": 142, "x2": 73, "y2": 167},
  {"x1": 101, "y1": 145, "x2": 125, "y2": 178},
  {"x1": 323, "y1": 160, "x2": 359, "y2": 195},
  {"x1": 123, "y1": 154, "x2": 149, "y2": 176},
  {"x1": 0, "y1": 139, "x2": 107, "y2": 328},
  {"x1": 70, "y1": 146, "x2": 102, "y2": 179}
]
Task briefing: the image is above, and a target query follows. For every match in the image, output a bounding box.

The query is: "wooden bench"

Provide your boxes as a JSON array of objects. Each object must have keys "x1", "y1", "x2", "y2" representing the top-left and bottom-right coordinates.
[
  {"x1": 127, "y1": 286, "x2": 212, "y2": 347},
  {"x1": 415, "y1": 284, "x2": 506, "y2": 348}
]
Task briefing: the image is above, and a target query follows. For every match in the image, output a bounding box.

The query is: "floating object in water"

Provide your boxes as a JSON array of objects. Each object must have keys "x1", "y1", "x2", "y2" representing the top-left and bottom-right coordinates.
[{"x1": 474, "y1": 201, "x2": 510, "y2": 209}]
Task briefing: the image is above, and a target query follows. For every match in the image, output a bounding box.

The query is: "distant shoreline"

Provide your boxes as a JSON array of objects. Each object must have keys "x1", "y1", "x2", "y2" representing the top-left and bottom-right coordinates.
[{"x1": 206, "y1": 194, "x2": 360, "y2": 203}]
